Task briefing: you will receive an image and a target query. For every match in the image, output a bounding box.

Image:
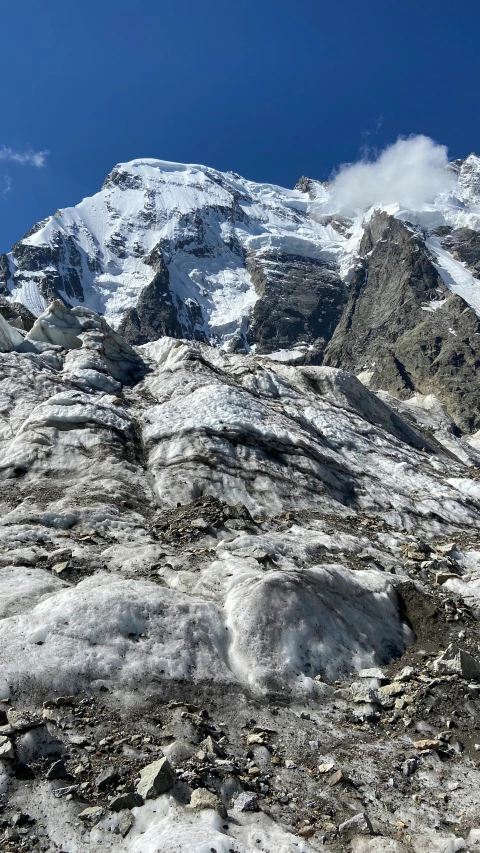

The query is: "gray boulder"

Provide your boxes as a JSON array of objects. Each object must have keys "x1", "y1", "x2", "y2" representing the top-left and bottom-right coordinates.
[{"x1": 136, "y1": 757, "x2": 176, "y2": 799}]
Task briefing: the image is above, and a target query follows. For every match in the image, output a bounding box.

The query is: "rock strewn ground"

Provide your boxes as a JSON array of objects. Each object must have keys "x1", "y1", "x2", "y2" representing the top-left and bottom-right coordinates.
[{"x1": 0, "y1": 305, "x2": 480, "y2": 850}]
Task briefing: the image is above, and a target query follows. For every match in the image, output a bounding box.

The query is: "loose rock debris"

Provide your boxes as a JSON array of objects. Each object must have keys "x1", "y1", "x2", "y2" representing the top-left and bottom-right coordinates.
[{"x1": 1, "y1": 313, "x2": 480, "y2": 851}]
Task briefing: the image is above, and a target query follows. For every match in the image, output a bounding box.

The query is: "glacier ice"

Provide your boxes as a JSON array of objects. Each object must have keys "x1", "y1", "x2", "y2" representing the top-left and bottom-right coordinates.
[{"x1": 1, "y1": 304, "x2": 480, "y2": 850}]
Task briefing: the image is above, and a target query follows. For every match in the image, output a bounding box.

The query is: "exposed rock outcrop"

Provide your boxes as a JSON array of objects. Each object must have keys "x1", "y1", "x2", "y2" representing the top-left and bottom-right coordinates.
[
  {"x1": 324, "y1": 212, "x2": 480, "y2": 431},
  {"x1": 0, "y1": 296, "x2": 35, "y2": 330},
  {"x1": 247, "y1": 250, "x2": 346, "y2": 359},
  {"x1": 441, "y1": 226, "x2": 480, "y2": 277},
  {"x1": 0, "y1": 253, "x2": 12, "y2": 295},
  {"x1": 118, "y1": 246, "x2": 187, "y2": 345}
]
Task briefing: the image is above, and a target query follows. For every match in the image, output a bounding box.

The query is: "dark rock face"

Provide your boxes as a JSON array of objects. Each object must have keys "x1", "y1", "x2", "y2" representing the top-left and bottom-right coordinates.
[
  {"x1": 294, "y1": 176, "x2": 316, "y2": 197},
  {"x1": 11, "y1": 236, "x2": 85, "y2": 308},
  {"x1": 12, "y1": 240, "x2": 59, "y2": 272},
  {"x1": 391, "y1": 295, "x2": 480, "y2": 432},
  {"x1": 247, "y1": 250, "x2": 346, "y2": 359},
  {"x1": 324, "y1": 212, "x2": 480, "y2": 431},
  {"x1": 102, "y1": 166, "x2": 143, "y2": 191},
  {"x1": 441, "y1": 227, "x2": 480, "y2": 277},
  {"x1": 0, "y1": 297, "x2": 35, "y2": 331},
  {"x1": 0, "y1": 254, "x2": 11, "y2": 295},
  {"x1": 118, "y1": 246, "x2": 185, "y2": 345}
]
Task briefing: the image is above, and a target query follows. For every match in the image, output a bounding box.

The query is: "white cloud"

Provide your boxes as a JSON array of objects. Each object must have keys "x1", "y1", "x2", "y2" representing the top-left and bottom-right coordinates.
[
  {"x1": 330, "y1": 135, "x2": 454, "y2": 212},
  {"x1": 2, "y1": 175, "x2": 12, "y2": 197},
  {"x1": 0, "y1": 146, "x2": 49, "y2": 168}
]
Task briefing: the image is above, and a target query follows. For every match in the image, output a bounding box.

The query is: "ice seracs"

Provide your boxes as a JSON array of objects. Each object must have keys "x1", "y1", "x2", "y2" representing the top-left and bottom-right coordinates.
[
  {"x1": 0, "y1": 311, "x2": 24, "y2": 352},
  {"x1": 0, "y1": 312, "x2": 479, "y2": 705},
  {"x1": 2, "y1": 303, "x2": 480, "y2": 850}
]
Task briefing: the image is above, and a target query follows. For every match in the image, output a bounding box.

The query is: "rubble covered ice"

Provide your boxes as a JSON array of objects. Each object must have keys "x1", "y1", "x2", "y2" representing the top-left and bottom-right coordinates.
[{"x1": 1, "y1": 303, "x2": 480, "y2": 850}]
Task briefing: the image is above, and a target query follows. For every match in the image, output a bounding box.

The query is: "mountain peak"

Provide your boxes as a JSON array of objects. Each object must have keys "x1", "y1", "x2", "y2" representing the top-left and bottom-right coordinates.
[{"x1": 1, "y1": 153, "x2": 480, "y2": 429}]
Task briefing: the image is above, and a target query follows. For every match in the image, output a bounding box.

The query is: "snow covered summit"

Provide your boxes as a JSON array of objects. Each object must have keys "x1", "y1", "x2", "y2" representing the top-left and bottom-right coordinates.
[
  {"x1": 2, "y1": 151, "x2": 480, "y2": 429},
  {"x1": 0, "y1": 159, "x2": 351, "y2": 351}
]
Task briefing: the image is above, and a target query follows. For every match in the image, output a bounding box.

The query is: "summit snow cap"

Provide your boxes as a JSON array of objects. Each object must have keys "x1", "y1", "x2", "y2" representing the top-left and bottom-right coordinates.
[{"x1": 329, "y1": 135, "x2": 454, "y2": 212}]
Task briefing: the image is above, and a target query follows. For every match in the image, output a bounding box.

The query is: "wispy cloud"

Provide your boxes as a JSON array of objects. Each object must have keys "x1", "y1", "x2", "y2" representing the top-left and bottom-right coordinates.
[
  {"x1": 2, "y1": 175, "x2": 12, "y2": 197},
  {"x1": 0, "y1": 145, "x2": 49, "y2": 168},
  {"x1": 361, "y1": 114, "x2": 384, "y2": 142}
]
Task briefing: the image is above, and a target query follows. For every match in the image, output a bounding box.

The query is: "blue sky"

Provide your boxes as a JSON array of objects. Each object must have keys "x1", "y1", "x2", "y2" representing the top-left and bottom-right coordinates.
[{"x1": 0, "y1": 0, "x2": 479, "y2": 252}]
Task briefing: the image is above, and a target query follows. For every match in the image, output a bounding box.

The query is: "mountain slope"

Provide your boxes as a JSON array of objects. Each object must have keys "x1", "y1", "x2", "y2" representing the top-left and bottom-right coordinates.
[
  {"x1": 1, "y1": 153, "x2": 480, "y2": 432},
  {"x1": 1, "y1": 301, "x2": 480, "y2": 850},
  {"x1": 0, "y1": 160, "x2": 350, "y2": 355},
  {"x1": 323, "y1": 212, "x2": 480, "y2": 432}
]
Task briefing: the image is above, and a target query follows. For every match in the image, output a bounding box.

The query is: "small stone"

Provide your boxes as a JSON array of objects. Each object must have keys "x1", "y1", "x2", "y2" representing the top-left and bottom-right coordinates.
[
  {"x1": 298, "y1": 825, "x2": 316, "y2": 838},
  {"x1": 434, "y1": 645, "x2": 480, "y2": 681},
  {"x1": 350, "y1": 683, "x2": 379, "y2": 704},
  {"x1": 233, "y1": 791, "x2": 258, "y2": 812},
  {"x1": 436, "y1": 573, "x2": 459, "y2": 585},
  {"x1": 78, "y1": 806, "x2": 104, "y2": 824},
  {"x1": 52, "y1": 561, "x2": 69, "y2": 575},
  {"x1": 6, "y1": 709, "x2": 41, "y2": 732},
  {"x1": 11, "y1": 812, "x2": 33, "y2": 826},
  {"x1": 190, "y1": 518, "x2": 209, "y2": 530},
  {"x1": 117, "y1": 810, "x2": 134, "y2": 838},
  {"x1": 397, "y1": 666, "x2": 415, "y2": 682},
  {"x1": 53, "y1": 785, "x2": 78, "y2": 798},
  {"x1": 413, "y1": 739, "x2": 440, "y2": 751},
  {"x1": 43, "y1": 696, "x2": 74, "y2": 709},
  {"x1": 338, "y1": 812, "x2": 373, "y2": 834},
  {"x1": 46, "y1": 760, "x2": 67, "y2": 780},
  {"x1": 198, "y1": 735, "x2": 225, "y2": 757},
  {"x1": 329, "y1": 769, "x2": 347, "y2": 786},
  {"x1": 246, "y1": 733, "x2": 268, "y2": 746},
  {"x1": 109, "y1": 792, "x2": 144, "y2": 812},
  {"x1": 436, "y1": 542, "x2": 457, "y2": 555},
  {"x1": 189, "y1": 788, "x2": 227, "y2": 818},
  {"x1": 420, "y1": 559, "x2": 437, "y2": 570},
  {"x1": 95, "y1": 765, "x2": 120, "y2": 790},
  {"x1": 403, "y1": 758, "x2": 418, "y2": 777},
  {"x1": 42, "y1": 709, "x2": 57, "y2": 722},
  {"x1": 358, "y1": 668, "x2": 386, "y2": 680},
  {"x1": 318, "y1": 762, "x2": 335, "y2": 774},
  {"x1": 285, "y1": 759, "x2": 297, "y2": 769},
  {"x1": 378, "y1": 682, "x2": 403, "y2": 697},
  {"x1": 0, "y1": 736, "x2": 14, "y2": 759},
  {"x1": 136, "y1": 757, "x2": 176, "y2": 799},
  {"x1": 69, "y1": 735, "x2": 89, "y2": 746}
]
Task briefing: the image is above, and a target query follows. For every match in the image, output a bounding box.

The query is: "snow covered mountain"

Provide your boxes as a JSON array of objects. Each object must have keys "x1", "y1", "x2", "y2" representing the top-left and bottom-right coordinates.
[
  {"x1": 2, "y1": 146, "x2": 480, "y2": 851},
  {"x1": 2, "y1": 151, "x2": 480, "y2": 432},
  {"x1": 0, "y1": 160, "x2": 349, "y2": 354}
]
